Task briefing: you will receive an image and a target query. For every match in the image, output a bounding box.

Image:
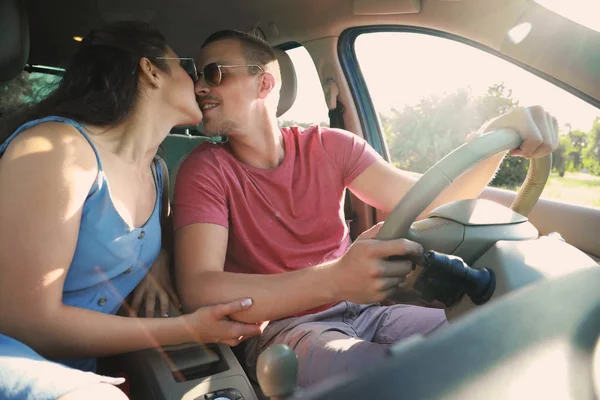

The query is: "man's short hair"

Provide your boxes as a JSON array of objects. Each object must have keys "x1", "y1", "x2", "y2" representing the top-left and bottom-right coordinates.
[{"x1": 202, "y1": 29, "x2": 276, "y2": 67}]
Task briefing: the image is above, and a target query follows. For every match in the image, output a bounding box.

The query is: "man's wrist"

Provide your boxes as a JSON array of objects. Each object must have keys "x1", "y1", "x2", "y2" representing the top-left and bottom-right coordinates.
[{"x1": 316, "y1": 259, "x2": 343, "y2": 303}]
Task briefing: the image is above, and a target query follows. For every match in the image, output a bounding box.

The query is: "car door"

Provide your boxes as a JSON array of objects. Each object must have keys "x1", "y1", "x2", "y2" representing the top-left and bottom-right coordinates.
[{"x1": 321, "y1": 2, "x2": 600, "y2": 262}]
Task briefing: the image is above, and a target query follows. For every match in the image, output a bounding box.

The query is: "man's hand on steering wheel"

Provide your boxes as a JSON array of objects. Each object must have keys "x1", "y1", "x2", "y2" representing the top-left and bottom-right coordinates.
[
  {"x1": 467, "y1": 106, "x2": 559, "y2": 159},
  {"x1": 328, "y1": 223, "x2": 424, "y2": 304}
]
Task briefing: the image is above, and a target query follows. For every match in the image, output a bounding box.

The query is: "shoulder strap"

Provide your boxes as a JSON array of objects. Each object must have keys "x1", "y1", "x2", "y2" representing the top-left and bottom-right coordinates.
[
  {"x1": 1, "y1": 116, "x2": 104, "y2": 172},
  {"x1": 155, "y1": 156, "x2": 170, "y2": 223},
  {"x1": 154, "y1": 155, "x2": 174, "y2": 261}
]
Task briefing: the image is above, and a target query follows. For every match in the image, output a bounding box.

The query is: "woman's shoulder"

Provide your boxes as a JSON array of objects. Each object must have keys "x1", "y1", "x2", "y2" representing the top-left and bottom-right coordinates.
[
  {"x1": 2, "y1": 120, "x2": 97, "y2": 171},
  {"x1": 0, "y1": 120, "x2": 99, "y2": 199}
]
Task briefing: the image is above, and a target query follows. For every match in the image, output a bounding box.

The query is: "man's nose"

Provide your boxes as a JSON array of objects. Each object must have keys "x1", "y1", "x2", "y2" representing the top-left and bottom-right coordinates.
[{"x1": 194, "y1": 78, "x2": 210, "y2": 96}]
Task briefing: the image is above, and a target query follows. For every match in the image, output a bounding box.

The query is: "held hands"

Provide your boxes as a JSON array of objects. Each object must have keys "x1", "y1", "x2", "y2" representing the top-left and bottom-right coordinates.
[
  {"x1": 467, "y1": 106, "x2": 559, "y2": 158},
  {"x1": 130, "y1": 250, "x2": 261, "y2": 346},
  {"x1": 184, "y1": 298, "x2": 262, "y2": 346},
  {"x1": 331, "y1": 222, "x2": 422, "y2": 304}
]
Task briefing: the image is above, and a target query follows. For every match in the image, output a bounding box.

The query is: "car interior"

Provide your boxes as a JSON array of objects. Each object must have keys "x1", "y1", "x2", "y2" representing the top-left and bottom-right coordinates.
[{"x1": 2, "y1": 0, "x2": 600, "y2": 399}]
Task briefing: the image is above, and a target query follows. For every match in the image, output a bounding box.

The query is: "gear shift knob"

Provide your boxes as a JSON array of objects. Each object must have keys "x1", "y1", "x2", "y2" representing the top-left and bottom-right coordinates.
[{"x1": 257, "y1": 344, "x2": 299, "y2": 399}]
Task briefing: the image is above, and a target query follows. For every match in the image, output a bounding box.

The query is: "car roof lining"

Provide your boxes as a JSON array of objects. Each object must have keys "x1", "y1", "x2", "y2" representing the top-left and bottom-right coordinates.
[{"x1": 18, "y1": 0, "x2": 600, "y2": 107}]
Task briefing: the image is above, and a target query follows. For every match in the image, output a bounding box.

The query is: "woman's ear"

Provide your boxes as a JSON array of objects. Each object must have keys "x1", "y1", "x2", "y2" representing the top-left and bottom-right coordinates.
[
  {"x1": 258, "y1": 71, "x2": 276, "y2": 100},
  {"x1": 138, "y1": 57, "x2": 161, "y2": 89}
]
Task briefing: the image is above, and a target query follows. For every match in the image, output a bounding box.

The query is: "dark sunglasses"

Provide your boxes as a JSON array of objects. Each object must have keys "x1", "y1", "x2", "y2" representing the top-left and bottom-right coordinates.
[
  {"x1": 198, "y1": 62, "x2": 265, "y2": 87},
  {"x1": 156, "y1": 57, "x2": 199, "y2": 83}
]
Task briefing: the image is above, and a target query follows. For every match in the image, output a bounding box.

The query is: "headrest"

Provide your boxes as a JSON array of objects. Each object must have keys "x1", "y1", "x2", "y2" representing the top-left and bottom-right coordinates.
[
  {"x1": 0, "y1": 0, "x2": 29, "y2": 82},
  {"x1": 274, "y1": 48, "x2": 297, "y2": 117}
]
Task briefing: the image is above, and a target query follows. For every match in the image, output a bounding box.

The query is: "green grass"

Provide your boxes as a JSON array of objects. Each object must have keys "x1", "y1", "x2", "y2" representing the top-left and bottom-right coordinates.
[
  {"x1": 543, "y1": 172, "x2": 600, "y2": 207},
  {"x1": 498, "y1": 172, "x2": 600, "y2": 208}
]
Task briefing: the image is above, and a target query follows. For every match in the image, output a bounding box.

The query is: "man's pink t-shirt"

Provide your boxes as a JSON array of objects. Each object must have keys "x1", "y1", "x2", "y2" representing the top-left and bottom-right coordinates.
[{"x1": 173, "y1": 126, "x2": 380, "y2": 314}]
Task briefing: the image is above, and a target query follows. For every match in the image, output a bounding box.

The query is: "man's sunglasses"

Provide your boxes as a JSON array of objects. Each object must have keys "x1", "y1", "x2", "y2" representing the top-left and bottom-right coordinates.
[
  {"x1": 155, "y1": 58, "x2": 264, "y2": 87},
  {"x1": 199, "y1": 63, "x2": 265, "y2": 87}
]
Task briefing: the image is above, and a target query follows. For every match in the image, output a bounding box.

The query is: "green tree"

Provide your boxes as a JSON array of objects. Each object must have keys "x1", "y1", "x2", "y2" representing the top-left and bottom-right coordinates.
[
  {"x1": 552, "y1": 135, "x2": 572, "y2": 177},
  {"x1": 381, "y1": 88, "x2": 480, "y2": 172},
  {"x1": 568, "y1": 130, "x2": 588, "y2": 170},
  {"x1": 475, "y1": 83, "x2": 519, "y2": 119},
  {"x1": 0, "y1": 71, "x2": 60, "y2": 115},
  {"x1": 1, "y1": 73, "x2": 30, "y2": 112},
  {"x1": 381, "y1": 83, "x2": 528, "y2": 188},
  {"x1": 279, "y1": 120, "x2": 329, "y2": 129},
  {"x1": 583, "y1": 117, "x2": 600, "y2": 176}
]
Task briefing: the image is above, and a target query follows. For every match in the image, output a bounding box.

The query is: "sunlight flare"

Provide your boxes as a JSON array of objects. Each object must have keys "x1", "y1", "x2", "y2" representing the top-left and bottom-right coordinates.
[
  {"x1": 507, "y1": 22, "x2": 532, "y2": 44},
  {"x1": 42, "y1": 268, "x2": 65, "y2": 286}
]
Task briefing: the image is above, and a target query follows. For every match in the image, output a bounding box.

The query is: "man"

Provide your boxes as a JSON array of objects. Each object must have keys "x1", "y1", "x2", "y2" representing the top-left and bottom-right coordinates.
[{"x1": 173, "y1": 30, "x2": 558, "y2": 387}]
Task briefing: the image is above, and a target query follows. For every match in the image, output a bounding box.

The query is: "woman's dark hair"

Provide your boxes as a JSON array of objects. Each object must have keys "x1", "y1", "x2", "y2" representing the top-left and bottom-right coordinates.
[{"x1": 1, "y1": 20, "x2": 169, "y2": 142}]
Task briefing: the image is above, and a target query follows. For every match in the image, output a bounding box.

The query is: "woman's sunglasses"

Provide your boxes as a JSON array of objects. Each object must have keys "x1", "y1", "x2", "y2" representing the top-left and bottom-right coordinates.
[{"x1": 155, "y1": 57, "x2": 199, "y2": 83}]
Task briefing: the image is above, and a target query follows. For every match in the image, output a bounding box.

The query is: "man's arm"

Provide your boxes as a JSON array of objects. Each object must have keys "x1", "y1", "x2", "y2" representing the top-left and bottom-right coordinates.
[
  {"x1": 348, "y1": 152, "x2": 504, "y2": 216},
  {"x1": 349, "y1": 106, "x2": 558, "y2": 216},
  {"x1": 173, "y1": 139, "x2": 420, "y2": 323},
  {"x1": 175, "y1": 223, "x2": 334, "y2": 323},
  {"x1": 175, "y1": 222, "x2": 420, "y2": 323}
]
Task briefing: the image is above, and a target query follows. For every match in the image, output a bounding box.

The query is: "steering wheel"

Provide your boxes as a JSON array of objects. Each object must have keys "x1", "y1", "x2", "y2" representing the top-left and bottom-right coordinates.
[{"x1": 376, "y1": 128, "x2": 552, "y2": 242}]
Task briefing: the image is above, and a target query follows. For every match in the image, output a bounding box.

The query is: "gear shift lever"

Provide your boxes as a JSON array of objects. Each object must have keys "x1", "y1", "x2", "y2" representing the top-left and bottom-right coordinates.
[{"x1": 256, "y1": 344, "x2": 299, "y2": 399}]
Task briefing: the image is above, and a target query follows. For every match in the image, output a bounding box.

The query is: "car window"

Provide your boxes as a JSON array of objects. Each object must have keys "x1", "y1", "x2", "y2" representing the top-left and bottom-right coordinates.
[
  {"x1": 277, "y1": 46, "x2": 329, "y2": 128},
  {"x1": 355, "y1": 32, "x2": 600, "y2": 209},
  {"x1": 0, "y1": 70, "x2": 61, "y2": 116}
]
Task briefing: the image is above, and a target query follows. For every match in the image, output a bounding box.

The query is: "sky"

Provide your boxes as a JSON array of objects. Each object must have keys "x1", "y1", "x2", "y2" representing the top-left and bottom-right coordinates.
[{"x1": 280, "y1": 31, "x2": 600, "y2": 133}]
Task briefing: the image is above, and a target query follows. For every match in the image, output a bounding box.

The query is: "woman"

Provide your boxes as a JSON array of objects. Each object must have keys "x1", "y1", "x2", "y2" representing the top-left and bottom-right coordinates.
[{"x1": 0, "y1": 21, "x2": 260, "y2": 400}]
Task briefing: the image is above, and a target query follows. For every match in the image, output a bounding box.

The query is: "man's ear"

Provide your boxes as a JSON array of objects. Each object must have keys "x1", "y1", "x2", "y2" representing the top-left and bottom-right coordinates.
[
  {"x1": 258, "y1": 71, "x2": 276, "y2": 100},
  {"x1": 138, "y1": 57, "x2": 161, "y2": 89}
]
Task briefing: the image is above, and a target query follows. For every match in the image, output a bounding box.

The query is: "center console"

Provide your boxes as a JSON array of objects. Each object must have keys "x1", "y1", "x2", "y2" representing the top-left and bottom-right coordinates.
[{"x1": 118, "y1": 342, "x2": 259, "y2": 400}]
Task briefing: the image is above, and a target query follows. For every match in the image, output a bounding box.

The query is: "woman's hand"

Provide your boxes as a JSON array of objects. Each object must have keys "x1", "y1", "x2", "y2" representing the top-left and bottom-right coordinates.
[
  {"x1": 183, "y1": 298, "x2": 262, "y2": 346},
  {"x1": 130, "y1": 249, "x2": 181, "y2": 317}
]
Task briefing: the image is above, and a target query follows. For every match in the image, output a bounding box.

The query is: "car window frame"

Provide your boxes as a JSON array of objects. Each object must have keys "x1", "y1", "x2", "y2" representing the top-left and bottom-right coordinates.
[{"x1": 339, "y1": 25, "x2": 600, "y2": 162}]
